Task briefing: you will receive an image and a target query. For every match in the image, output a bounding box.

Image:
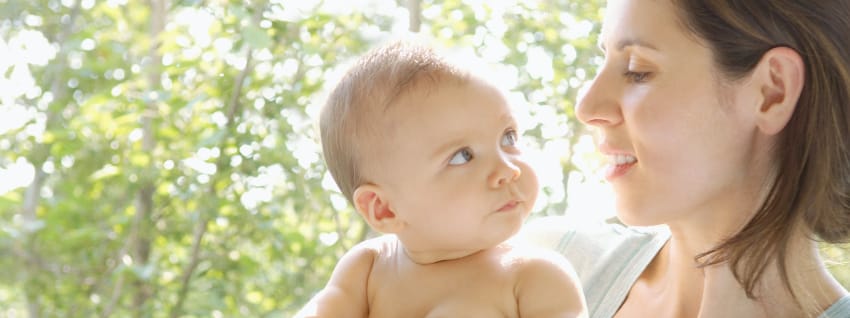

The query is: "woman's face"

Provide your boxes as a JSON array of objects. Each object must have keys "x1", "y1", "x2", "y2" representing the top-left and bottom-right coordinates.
[{"x1": 576, "y1": 0, "x2": 769, "y2": 227}]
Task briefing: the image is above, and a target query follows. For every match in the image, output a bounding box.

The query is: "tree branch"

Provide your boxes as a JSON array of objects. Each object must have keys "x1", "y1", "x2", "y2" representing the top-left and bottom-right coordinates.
[
  {"x1": 407, "y1": 0, "x2": 421, "y2": 32},
  {"x1": 20, "y1": 0, "x2": 82, "y2": 317},
  {"x1": 169, "y1": 2, "x2": 265, "y2": 317},
  {"x1": 129, "y1": 0, "x2": 168, "y2": 314}
]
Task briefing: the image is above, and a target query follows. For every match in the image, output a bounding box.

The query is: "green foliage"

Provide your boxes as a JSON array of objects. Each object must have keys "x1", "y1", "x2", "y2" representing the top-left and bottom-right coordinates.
[{"x1": 0, "y1": 0, "x2": 846, "y2": 317}]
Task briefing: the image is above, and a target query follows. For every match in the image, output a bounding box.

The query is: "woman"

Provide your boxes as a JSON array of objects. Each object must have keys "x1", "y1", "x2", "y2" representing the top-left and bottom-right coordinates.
[{"x1": 525, "y1": 0, "x2": 850, "y2": 317}]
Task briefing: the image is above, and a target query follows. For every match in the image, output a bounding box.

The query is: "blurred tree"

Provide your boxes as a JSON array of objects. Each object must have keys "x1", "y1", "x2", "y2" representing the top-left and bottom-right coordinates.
[{"x1": 0, "y1": 0, "x2": 846, "y2": 317}]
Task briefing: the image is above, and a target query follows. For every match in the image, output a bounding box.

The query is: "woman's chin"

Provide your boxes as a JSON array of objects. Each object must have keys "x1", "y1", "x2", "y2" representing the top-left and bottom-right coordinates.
[{"x1": 615, "y1": 208, "x2": 665, "y2": 227}]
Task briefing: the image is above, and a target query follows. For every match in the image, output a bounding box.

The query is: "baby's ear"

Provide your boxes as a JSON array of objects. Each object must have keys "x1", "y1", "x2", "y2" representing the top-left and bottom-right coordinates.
[{"x1": 352, "y1": 184, "x2": 404, "y2": 234}]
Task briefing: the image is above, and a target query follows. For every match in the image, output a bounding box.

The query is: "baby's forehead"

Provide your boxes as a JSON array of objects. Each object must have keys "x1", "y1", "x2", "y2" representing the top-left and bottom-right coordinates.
[
  {"x1": 381, "y1": 71, "x2": 471, "y2": 109},
  {"x1": 383, "y1": 78, "x2": 514, "y2": 134}
]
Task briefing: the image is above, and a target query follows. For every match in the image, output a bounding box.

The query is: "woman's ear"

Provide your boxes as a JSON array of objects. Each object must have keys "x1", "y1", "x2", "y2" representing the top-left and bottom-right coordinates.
[
  {"x1": 352, "y1": 184, "x2": 404, "y2": 234},
  {"x1": 753, "y1": 46, "x2": 805, "y2": 135}
]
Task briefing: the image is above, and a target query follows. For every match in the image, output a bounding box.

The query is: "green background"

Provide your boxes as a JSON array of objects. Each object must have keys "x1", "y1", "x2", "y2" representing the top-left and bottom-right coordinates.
[{"x1": 0, "y1": 0, "x2": 847, "y2": 316}]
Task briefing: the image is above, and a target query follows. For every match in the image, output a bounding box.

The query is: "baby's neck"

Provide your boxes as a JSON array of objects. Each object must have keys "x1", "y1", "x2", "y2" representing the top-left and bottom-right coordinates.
[{"x1": 400, "y1": 243, "x2": 501, "y2": 265}]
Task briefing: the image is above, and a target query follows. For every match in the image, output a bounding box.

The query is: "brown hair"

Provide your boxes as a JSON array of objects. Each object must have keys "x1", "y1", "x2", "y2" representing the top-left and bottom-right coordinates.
[
  {"x1": 319, "y1": 41, "x2": 468, "y2": 203},
  {"x1": 672, "y1": 0, "x2": 850, "y2": 303}
]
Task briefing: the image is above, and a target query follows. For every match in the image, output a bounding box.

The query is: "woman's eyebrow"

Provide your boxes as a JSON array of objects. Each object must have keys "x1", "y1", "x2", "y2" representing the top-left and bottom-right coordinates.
[{"x1": 599, "y1": 37, "x2": 659, "y2": 53}]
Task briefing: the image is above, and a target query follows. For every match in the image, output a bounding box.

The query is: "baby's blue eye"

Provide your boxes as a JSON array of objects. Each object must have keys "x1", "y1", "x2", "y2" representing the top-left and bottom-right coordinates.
[
  {"x1": 448, "y1": 148, "x2": 473, "y2": 165},
  {"x1": 501, "y1": 130, "x2": 518, "y2": 147}
]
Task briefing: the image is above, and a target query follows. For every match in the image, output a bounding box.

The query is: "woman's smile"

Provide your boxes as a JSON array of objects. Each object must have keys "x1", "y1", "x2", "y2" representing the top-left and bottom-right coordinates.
[{"x1": 603, "y1": 153, "x2": 637, "y2": 181}]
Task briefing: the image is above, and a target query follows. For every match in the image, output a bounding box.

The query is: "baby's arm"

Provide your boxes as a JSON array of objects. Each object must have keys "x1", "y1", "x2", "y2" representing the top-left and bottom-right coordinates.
[
  {"x1": 514, "y1": 248, "x2": 588, "y2": 318},
  {"x1": 295, "y1": 242, "x2": 376, "y2": 318}
]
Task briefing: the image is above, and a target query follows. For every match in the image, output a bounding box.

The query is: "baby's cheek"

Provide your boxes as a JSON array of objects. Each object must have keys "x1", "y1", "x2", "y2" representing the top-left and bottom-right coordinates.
[
  {"x1": 525, "y1": 164, "x2": 540, "y2": 189},
  {"x1": 523, "y1": 170, "x2": 540, "y2": 203}
]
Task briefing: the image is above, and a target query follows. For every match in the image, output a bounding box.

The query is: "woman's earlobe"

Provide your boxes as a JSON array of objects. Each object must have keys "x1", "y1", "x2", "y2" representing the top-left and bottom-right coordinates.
[
  {"x1": 352, "y1": 184, "x2": 404, "y2": 233},
  {"x1": 755, "y1": 46, "x2": 805, "y2": 135}
]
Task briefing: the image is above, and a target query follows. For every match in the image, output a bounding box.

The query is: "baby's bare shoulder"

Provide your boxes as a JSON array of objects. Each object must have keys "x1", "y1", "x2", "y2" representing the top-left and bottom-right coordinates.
[
  {"x1": 500, "y1": 243, "x2": 582, "y2": 294},
  {"x1": 500, "y1": 242, "x2": 576, "y2": 271},
  {"x1": 502, "y1": 243, "x2": 587, "y2": 317},
  {"x1": 352, "y1": 234, "x2": 399, "y2": 255}
]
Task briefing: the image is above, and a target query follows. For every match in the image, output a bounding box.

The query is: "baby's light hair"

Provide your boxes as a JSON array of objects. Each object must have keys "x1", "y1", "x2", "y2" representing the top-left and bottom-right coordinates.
[{"x1": 320, "y1": 41, "x2": 469, "y2": 203}]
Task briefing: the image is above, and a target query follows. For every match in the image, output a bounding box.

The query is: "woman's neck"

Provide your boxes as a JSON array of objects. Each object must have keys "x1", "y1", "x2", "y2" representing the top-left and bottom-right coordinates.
[
  {"x1": 657, "y1": 225, "x2": 848, "y2": 318},
  {"x1": 631, "y1": 236, "x2": 704, "y2": 317}
]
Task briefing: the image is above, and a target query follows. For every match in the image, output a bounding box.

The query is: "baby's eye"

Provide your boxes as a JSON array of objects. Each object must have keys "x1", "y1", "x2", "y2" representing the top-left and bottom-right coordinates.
[
  {"x1": 448, "y1": 148, "x2": 474, "y2": 165},
  {"x1": 501, "y1": 130, "x2": 519, "y2": 147}
]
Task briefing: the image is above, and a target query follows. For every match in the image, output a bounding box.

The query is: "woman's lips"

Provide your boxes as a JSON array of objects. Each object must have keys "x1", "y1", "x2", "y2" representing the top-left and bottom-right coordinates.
[
  {"x1": 605, "y1": 161, "x2": 636, "y2": 181},
  {"x1": 602, "y1": 152, "x2": 637, "y2": 181}
]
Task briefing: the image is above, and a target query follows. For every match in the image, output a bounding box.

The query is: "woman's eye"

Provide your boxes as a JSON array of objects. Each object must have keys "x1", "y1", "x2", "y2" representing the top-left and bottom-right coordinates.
[
  {"x1": 624, "y1": 71, "x2": 652, "y2": 83},
  {"x1": 501, "y1": 130, "x2": 518, "y2": 147},
  {"x1": 448, "y1": 148, "x2": 474, "y2": 165}
]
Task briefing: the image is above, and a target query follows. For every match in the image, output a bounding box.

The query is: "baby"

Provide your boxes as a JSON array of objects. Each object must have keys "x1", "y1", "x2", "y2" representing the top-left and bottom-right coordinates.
[{"x1": 297, "y1": 41, "x2": 587, "y2": 317}]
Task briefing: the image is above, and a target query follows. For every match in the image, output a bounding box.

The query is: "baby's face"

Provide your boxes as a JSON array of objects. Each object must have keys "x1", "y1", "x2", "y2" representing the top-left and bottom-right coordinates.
[{"x1": 372, "y1": 78, "x2": 539, "y2": 255}]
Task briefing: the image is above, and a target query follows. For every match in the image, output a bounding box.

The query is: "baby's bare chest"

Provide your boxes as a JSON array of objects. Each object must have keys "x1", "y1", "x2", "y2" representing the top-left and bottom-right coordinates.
[{"x1": 365, "y1": 258, "x2": 519, "y2": 318}]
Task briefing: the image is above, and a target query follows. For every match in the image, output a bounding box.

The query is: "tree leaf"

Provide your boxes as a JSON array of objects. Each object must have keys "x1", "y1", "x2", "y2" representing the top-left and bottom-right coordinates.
[{"x1": 242, "y1": 25, "x2": 271, "y2": 49}]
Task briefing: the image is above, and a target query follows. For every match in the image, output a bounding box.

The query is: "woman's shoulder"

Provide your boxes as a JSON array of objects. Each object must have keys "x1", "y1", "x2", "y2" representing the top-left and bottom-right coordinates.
[
  {"x1": 517, "y1": 216, "x2": 668, "y2": 277},
  {"x1": 519, "y1": 216, "x2": 669, "y2": 253},
  {"x1": 821, "y1": 295, "x2": 850, "y2": 318},
  {"x1": 517, "y1": 216, "x2": 670, "y2": 318}
]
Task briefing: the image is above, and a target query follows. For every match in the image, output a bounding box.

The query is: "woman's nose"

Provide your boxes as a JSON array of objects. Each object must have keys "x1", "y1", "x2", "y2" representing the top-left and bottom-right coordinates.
[
  {"x1": 575, "y1": 67, "x2": 622, "y2": 127},
  {"x1": 489, "y1": 155, "x2": 521, "y2": 188}
]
